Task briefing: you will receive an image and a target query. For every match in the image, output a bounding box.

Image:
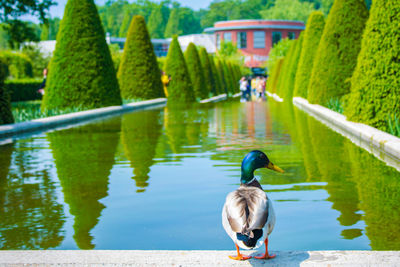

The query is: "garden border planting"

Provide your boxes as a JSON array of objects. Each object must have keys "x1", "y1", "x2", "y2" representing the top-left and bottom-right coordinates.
[{"x1": 293, "y1": 97, "x2": 400, "y2": 171}]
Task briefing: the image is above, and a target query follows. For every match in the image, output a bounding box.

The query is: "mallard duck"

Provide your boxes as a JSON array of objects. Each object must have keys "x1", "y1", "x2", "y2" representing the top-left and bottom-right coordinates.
[{"x1": 222, "y1": 150, "x2": 284, "y2": 260}]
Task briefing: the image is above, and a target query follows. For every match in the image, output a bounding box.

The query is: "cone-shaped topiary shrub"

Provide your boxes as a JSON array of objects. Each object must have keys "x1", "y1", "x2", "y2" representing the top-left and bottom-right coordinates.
[
  {"x1": 307, "y1": 0, "x2": 368, "y2": 106},
  {"x1": 276, "y1": 39, "x2": 296, "y2": 97},
  {"x1": 198, "y1": 47, "x2": 215, "y2": 96},
  {"x1": 147, "y1": 6, "x2": 164, "y2": 39},
  {"x1": 216, "y1": 59, "x2": 228, "y2": 95},
  {"x1": 209, "y1": 55, "x2": 222, "y2": 95},
  {"x1": 345, "y1": 0, "x2": 400, "y2": 131},
  {"x1": 164, "y1": 9, "x2": 181, "y2": 38},
  {"x1": 184, "y1": 43, "x2": 208, "y2": 100},
  {"x1": 280, "y1": 39, "x2": 298, "y2": 99},
  {"x1": 118, "y1": 15, "x2": 164, "y2": 100},
  {"x1": 227, "y1": 62, "x2": 239, "y2": 93},
  {"x1": 41, "y1": 0, "x2": 121, "y2": 111},
  {"x1": 0, "y1": 59, "x2": 13, "y2": 125},
  {"x1": 283, "y1": 33, "x2": 304, "y2": 100},
  {"x1": 164, "y1": 36, "x2": 195, "y2": 103},
  {"x1": 294, "y1": 11, "x2": 325, "y2": 98},
  {"x1": 267, "y1": 58, "x2": 284, "y2": 94}
]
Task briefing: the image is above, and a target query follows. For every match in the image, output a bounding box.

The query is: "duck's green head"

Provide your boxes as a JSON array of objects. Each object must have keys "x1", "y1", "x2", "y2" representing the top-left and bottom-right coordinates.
[{"x1": 241, "y1": 150, "x2": 284, "y2": 184}]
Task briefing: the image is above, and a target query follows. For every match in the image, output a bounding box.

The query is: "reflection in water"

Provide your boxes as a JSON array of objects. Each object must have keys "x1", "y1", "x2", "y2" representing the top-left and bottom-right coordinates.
[
  {"x1": 47, "y1": 118, "x2": 121, "y2": 249},
  {"x1": 1, "y1": 100, "x2": 400, "y2": 250},
  {"x1": 346, "y1": 143, "x2": 400, "y2": 249},
  {"x1": 122, "y1": 110, "x2": 162, "y2": 192},
  {"x1": 0, "y1": 142, "x2": 65, "y2": 249}
]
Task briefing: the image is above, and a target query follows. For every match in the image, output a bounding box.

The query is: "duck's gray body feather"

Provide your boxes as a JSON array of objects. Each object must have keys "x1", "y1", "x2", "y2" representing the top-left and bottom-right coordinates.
[{"x1": 222, "y1": 185, "x2": 275, "y2": 249}]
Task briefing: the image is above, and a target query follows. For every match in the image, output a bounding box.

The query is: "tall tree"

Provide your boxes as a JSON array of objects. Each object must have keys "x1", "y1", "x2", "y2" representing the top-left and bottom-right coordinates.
[
  {"x1": 164, "y1": 35, "x2": 195, "y2": 103},
  {"x1": 260, "y1": 0, "x2": 315, "y2": 23},
  {"x1": 198, "y1": 47, "x2": 215, "y2": 96},
  {"x1": 184, "y1": 43, "x2": 208, "y2": 100},
  {"x1": 42, "y1": 0, "x2": 122, "y2": 111},
  {"x1": 345, "y1": 0, "x2": 400, "y2": 132},
  {"x1": 293, "y1": 11, "x2": 325, "y2": 98},
  {"x1": 118, "y1": 15, "x2": 164, "y2": 100},
  {"x1": 307, "y1": 0, "x2": 368, "y2": 106},
  {"x1": 164, "y1": 8, "x2": 181, "y2": 37},
  {"x1": 147, "y1": 5, "x2": 165, "y2": 38}
]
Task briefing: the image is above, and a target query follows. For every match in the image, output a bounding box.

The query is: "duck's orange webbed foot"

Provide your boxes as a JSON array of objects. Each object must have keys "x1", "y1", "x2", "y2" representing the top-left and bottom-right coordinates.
[
  {"x1": 229, "y1": 244, "x2": 251, "y2": 260},
  {"x1": 254, "y1": 238, "x2": 276, "y2": 260}
]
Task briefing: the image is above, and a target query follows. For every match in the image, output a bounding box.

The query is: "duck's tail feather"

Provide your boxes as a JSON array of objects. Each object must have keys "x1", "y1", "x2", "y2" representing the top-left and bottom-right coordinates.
[{"x1": 236, "y1": 229, "x2": 263, "y2": 248}]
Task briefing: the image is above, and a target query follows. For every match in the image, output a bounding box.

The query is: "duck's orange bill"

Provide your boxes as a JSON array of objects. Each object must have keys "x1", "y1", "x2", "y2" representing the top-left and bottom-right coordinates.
[{"x1": 266, "y1": 162, "x2": 284, "y2": 173}]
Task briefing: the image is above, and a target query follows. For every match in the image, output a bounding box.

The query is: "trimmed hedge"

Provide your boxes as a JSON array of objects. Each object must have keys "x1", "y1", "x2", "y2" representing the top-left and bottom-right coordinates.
[
  {"x1": 6, "y1": 79, "x2": 43, "y2": 102},
  {"x1": 307, "y1": 0, "x2": 368, "y2": 105},
  {"x1": 216, "y1": 59, "x2": 227, "y2": 95},
  {"x1": 118, "y1": 15, "x2": 164, "y2": 100},
  {"x1": 293, "y1": 11, "x2": 325, "y2": 98},
  {"x1": 42, "y1": 0, "x2": 122, "y2": 111},
  {"x1": 164, "y1": 35, "x2": 195, "y2": 103},
  {"x1": 345, "y1": 0, "x2": 400, "y2": 131},
  {"x1": 283, "y1": 33, "x2": 304, "y2": 100},
  {"x1": 198, "y1": 47, "x2": 215, "y2": 96},
  {"x1": 0, "y1": 59, "x2": 14, "y2": 125},
  {"x1": 266, "y1": 58, "x2": 284, "y2": 93},
  {"x1": 0, "y1": 51, "x2": 33, "y2": 79},
  {"x1": 276, "y1": 39, "x2": 296, "y2": 96},
  {"x1": 209, "y1": 55, "x2": 222, "y2": 95},
  {"x1": 184, "y1": 43, "x2": 208, "y2": 100}
]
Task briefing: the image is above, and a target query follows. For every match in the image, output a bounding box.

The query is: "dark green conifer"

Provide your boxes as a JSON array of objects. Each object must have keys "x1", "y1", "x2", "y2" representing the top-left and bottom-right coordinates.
[
  {"x1": 164, "y1": 9, "x2": 181, "y2": 38},
  {"x1": 266, "y1": 58, "x2": 284, "y2": 93},
  {"x1": 209, "y1": 56, "x2": 222, "y2": 95},
  {"x1": 283, "y1": 33, "x2": 304, "y2": 100},
  {"x1": 164, "y1": 36, "x2": 195, "y2": 103},
  {"x1": 118, "y1": 15, "x2": 164, "y2": 100},
  {"x1": 41, "y1": 0, "x2": 121, "y2": 111},
  {"x1": 294, "y1": 11, "x2": 325, "y2": 98},
  {"x1": 345, "y1": 0, "x2": 400, "y2": 131},
  {"x1": 0, "y1": 59, "x2": 13, "y2": 125},
  {"x1": 216, "y1": 59, "x2": 227, "y2": 94},
  {"x1": 147, "y1": 6, "x2": 165, "y2": 39},
  {"x1": 198, "y1": 47, "x2": 215, "y2": 96},
  {"x1": 184, "y1": 43, "x2": 208, "y2": 100},
  {"x1": 307, "y1": 0, "x2": 368, "y2": 105},
  {"x1": 276, "y1": 40, "x2": 296, "y2": 96}
]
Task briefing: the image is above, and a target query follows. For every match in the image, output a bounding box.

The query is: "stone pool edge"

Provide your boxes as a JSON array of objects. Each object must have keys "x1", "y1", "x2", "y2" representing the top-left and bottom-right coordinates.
[
  {"x1": 293, "y1": 97, "x2": 400, "y2": 167},
  {"x1": 0, "y1": 250, "x2": 399, "y2": 266},
  {"x1": 0, "y1": 98, "x2": 167, "y2": 140},
  {"x1": 0, "y1": 93, "x2": 238, "y2": 141}
]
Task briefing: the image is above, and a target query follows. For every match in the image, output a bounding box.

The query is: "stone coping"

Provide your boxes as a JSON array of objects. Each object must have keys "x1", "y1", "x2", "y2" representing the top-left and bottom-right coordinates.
[
  {"x1": 0, "y1": 98, "x2": 167, "y2": 142},
  {"x1": 293, "y1": 97, "x2": 400, "y2": 171},
  {"x1": 200, "y1": 94, "x2": 227, "y2": 103},
  {"x1": 0, "y1": 250, "x2": 399, "y2": 266}
]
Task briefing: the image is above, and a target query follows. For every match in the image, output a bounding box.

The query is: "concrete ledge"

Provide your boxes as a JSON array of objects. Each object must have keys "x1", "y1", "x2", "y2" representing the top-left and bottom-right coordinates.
[
  {"x1": 0, "y1": 98, "x2": 167, "y2": 141},
  {"x1": 0, "y1": 250, "x2": 399, "y2": 266},
  {"x1": 266, "y1": 91, "x2": 283, "y2": 102},
  {"x1": 293, "y1": 97, "x2": 400, "y2": 171},
  {"x1": 200, "y1": 94, "x2": 227, "y2": 103},
  {"x1": 232, "y1": 92, "x2": 242, "y2": 98}
]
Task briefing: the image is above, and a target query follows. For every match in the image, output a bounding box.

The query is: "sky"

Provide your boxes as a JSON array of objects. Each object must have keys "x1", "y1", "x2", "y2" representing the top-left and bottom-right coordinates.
[{"x1": 48, "y1": 0, "x2": 213, "y2": 19}]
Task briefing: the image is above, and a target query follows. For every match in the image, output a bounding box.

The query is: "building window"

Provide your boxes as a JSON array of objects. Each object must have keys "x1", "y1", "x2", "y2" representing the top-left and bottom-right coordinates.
[
  {"x1": 253, "y1": 31, "x2": 265, "y2": 48},
  {"x1": 237, "y1": 32, "x2": 247, "y2": 49},
  {"x1": 216, "y1": 34, "x2": 221, "y2": 49},
  {"x1": 272, "y1": 31, "x2": 282, "y2": 46},
  {"x1": 288, "y1": 32, "x2": 296, "y2": 40},
  {"x1": 223, "y1": 32, "x2": 232, "y2": 42}
]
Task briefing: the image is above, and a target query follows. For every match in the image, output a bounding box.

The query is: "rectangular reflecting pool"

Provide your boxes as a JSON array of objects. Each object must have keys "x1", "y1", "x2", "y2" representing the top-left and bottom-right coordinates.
[{"x1": 0, "y1": 100, "x2": 400, "y2": 250}]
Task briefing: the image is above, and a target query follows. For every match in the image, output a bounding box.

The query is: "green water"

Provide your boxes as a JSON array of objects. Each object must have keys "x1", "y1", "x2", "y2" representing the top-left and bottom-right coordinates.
[{"x1": 0, "y1": 100, "x2": 399, "y2": 250}]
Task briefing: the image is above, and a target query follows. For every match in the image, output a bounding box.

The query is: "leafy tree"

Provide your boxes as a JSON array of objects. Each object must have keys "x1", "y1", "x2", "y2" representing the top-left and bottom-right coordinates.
[
  {"x1": 118, "y1": 9, "x2": 132, "y2": 37},
  {"x1": 48, "y1": 17, "x2": 60, "y2": 40},
  {"x1": 293, "y1": 11, "x2": 325, "y2": 98},
  {"x1": 4, "y1": 20, "x2": 39, "y2": 49},
  {"x1": 164, "y1": 35, "x2": 195, "y2": 103},
  {"x1": 218, "y1": 41, "x2": 237, "y2": 58},
  {"x1": 260, "y1": 0, "x2": 315, "y2": 23},
  {"x1": 21, "y1": 44, "x2": 51, "y2": 78},
  {"x1": 198, "y1": 47, "x2": 215, "y2": 96},
  {"x1": 42, "y1": 0, "x2": 122, "y2": 111},
  {"x1": 0, "y1": 58, "x2": 13, "y2": 125},
  {"x1": 118, "y1": 15, "x2": 164, "y2": 100},
  {"x1": 184, "y1": 43, "x2": 208, "y2": 100},
  {"x1": 40, "y1": 24, "x2": 49, "y2": 40},
  {"x1": 164, "y1": 8, "x2": 181, "y2": 37},
  {"x1": 178, "y1": 7, "x2": 202, "y2": 35},
  {"x1": 147, "y1": 5, "x2": 165, "y2": 38},
  {"x1": 307, "y1": 0, "x2": 368, "y2": 106},
  {"x1": 345, "y1": 0, "x2": 400, "y2": 131}
]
